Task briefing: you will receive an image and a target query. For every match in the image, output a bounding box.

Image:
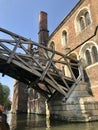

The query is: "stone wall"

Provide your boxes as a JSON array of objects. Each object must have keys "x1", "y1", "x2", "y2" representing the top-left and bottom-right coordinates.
[
  {"x1": 28, "y1": 97, "x2": 46, "y2": 114},
  {"x1": 27, "y1": 87, "x2": 46, "y2": 114},
  {"x1": 49, "y1": 81, "x2": 98, "y2": 122},
  {"x1": 11, "y1": 80, "x2": 28, "y2": 113},
  {"x1": 86, "y1": 63, "x2": 98, "y2": 99},
  {"x1": 48, "y1": 0, "x2": 98, "y2": 122},
  {"x1": 49, "y1": 0, "x2": 98, "y2": 54}
]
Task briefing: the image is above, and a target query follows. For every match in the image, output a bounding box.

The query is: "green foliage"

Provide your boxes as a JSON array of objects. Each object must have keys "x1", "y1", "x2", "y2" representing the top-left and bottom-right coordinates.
[
  {"x1": 0, "y1": 83, "x2": 4, "y2": 104},
  {"x1": 0, "y1": 83, "x2": 11, "y2": 110}
]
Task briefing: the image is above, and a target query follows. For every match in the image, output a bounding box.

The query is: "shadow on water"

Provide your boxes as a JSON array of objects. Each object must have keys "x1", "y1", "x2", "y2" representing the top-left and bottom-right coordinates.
[
  {"x1": 7, "y1": 113, "x2": 98, "y2": 130},
  {"x1": 9, "y1": 113, "x2": 46, "y2": 130}
]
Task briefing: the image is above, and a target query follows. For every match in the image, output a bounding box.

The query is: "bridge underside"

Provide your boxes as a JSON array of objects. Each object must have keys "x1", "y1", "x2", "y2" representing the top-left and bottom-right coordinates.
[{"x1": 0, "y1": 27, "x2": 82, "y2": 101}]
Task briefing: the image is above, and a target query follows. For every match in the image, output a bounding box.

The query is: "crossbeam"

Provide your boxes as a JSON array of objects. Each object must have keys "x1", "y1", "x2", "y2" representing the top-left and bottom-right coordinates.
[{"x1": 0, "y1": 27, "x2": 82, "y2": 100}]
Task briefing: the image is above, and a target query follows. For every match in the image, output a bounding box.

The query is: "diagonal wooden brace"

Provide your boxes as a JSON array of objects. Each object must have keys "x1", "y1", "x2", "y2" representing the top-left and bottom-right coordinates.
[
  {"x1": 7, "y1": 40, "x2": 20, "y2": 64},
  {"x1": 40, "y1": 52, "x2": 55, "y2": 81}
]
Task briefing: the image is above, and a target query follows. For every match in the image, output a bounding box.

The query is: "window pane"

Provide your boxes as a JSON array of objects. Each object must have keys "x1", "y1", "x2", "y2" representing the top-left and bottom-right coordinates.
[
  {"x1": 62, "y1": 31, "x2": 67, "y2": 47},
  {"x1": 92, "y1": 46, "x2": 98, "y2": 63},
  {"x1": 85, "y1": 12, "x2": 91, "y2": 26},
  {"x1": 79, "y1": 17, "x2": 85, "y2": 30},
  {"x1": 48, "y1": 41, "x2": 55, "y2": 58},
  {"x1": 50, "y1": 42, "x2": 55, "y2": 50},
  {"x1": 85, "y1": 50, "x2": 92, "y2": 65}
]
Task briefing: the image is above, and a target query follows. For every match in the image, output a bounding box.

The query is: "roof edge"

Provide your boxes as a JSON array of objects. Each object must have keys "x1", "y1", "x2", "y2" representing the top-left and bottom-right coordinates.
[{"x1": 48, "y1": 0, "x2": 85, "y2": 40}]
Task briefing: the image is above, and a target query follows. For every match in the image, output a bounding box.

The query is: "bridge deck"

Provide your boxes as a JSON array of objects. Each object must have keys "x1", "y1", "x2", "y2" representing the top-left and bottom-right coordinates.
[{"x1": 0, "y1": 27, "x2": 82, "y2": 100}]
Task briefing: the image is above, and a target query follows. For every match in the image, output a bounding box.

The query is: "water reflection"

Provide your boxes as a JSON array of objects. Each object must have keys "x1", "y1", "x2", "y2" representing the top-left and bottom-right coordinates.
[
  {"x1": 7, "y1": 113, "x2": 98, "y2": 130},
  {"x1": 10, "y1": 113, "x2": 47, "y2": 130}
]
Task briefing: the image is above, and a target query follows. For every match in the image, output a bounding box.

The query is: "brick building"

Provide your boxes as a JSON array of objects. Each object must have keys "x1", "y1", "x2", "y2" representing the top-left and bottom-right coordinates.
[
  {"x1": 48, "y1": 0, "x2": 98, "y2": 99},
  {"x1": 48, "y1": 0, "x2": 98, "y2": 122},
  {"x1": 11, "y1": 0, "x2": 98, "y2": 122}
]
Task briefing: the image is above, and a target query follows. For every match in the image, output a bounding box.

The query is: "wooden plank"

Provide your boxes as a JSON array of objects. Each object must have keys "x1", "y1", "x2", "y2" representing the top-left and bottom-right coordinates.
[
  {"x1": 44, "y1": 75, "x2": 67, "y2": 96},
  {"x1": 67, "y1": 62, "x2": 77, "y2": 81},
  {"x1": 65, "y1": 75, "x2": 82, "y2": 99},
  {"x1": 40, "y1": 53, "x2": 55, "y2": 81},
  {"x1": 53, "y1": 59, "x2": 78, "y2": 67},
  {"x1": 51, "y1": 62, "x2": 70, "y2": 89},
  {"x1": 20, "y1": 43, "x2": 43, "y2": 70},
  {"x1": 0, "y1": 42, "x2": 11, "y2": 53},
  {"x1": 7, "y1": 40, "x2": 20, "y2": 63},
  {"x1": 47, "y1": 73, "x2": 68, "y2": 92},
  {"x1": 29, "y1": 83, "x2": 50, "y2": 99},
  {"x1": 12, "y1": 56, "x2": 42, "y2": 77},
  {"x1": 0, "y1": 27, "x2": 79, "y2": 62},
  {"x1": 0, "y1": 27, "x2": 81, "y2": 99},
  {"x1": 0, "y1": 39, "x2": 15, "y2": 43}
]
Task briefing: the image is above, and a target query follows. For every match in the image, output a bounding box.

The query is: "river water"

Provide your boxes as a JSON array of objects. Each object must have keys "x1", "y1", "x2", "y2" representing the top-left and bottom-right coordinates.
[{"x1": 7, "y1": 113, "x2": 98, "y2": 130}]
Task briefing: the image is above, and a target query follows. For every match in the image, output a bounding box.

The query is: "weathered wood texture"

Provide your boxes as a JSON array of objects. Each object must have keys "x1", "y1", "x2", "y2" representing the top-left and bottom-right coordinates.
[{"x1": 0, "y1": 27, "x2": 82, "y2": 100}]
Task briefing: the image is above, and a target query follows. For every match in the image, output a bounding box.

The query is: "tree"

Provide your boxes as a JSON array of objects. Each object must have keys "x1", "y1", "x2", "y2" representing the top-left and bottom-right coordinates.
[
  {"x1": 0, "y1": 83, "x2": 4, "y2": 104},
  {"x1": 0, "y1": 83, "x2": 11, "y2": 110}
]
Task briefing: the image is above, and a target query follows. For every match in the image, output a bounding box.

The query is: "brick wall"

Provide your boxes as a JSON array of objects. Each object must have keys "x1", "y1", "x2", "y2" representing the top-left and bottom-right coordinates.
[
  {"x1": 49, "y1": 0, "x2": 98, "y2": 53},
  {"x1": 48, "y1": 0, "x2": 98, "y2": 122},
  {"x1": 11, "y1": 80, "x2": 28, "y2": 113},
  {"x1": 48, "y1": 0, "x2": 98, "y2": 99}
]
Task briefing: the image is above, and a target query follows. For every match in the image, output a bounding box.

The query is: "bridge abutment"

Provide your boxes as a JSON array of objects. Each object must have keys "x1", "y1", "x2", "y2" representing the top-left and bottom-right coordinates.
[
  {"x1": 11, "y1": 80, "x2": 28, "y2": 113},
  {"x1": 28, "y1": 95, "x2": 46, "y2": 114},
  {"x1": 49, "y1": 81, "x2": 98, "y2": 122}
]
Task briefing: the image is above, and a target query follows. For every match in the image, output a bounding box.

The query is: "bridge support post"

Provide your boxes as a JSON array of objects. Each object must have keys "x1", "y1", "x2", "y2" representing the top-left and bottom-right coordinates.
[
  {"x1": 49, "y1": 81, "x2": 98, "y2": 122},
  {"x1": 11, "y1": 80, "x2": 28, "y2": 113}
]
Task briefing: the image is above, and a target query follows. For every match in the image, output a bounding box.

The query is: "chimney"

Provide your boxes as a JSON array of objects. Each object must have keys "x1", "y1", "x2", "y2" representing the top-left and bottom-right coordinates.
[{"x1": 38, "y1": 11, "x2": 49, "y2": 46}]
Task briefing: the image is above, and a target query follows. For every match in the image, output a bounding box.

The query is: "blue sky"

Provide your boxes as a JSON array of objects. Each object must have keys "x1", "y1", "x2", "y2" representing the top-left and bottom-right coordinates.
[{"x1": 0, "y1": 0, "x2": 79, "y2": 100}]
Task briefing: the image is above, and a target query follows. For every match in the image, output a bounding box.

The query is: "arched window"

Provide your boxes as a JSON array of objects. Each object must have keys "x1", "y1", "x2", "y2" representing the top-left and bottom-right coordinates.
[
  {"x1": 79, "y1": 42, "x2": 98, "y2": 68},
  {"x1": 85, "y1": 12, "x2": 91, "y2": 26},
  {"x1": 62, "y1": 30, "x2": 67, "y2": 48},
  {"x1": 85, "y1": 50, "x2": 92, "y2": 66},
  {"x1": 48, "y1": 41, "x2": 55, "y2": 58},
  {"x1": 92, "y1": 46, "x2": 98, "y2": 63},
  {"x1": 76, "y1": 9, "x2": 91, "y2": 32},
  {"x1": 79, "y1": 17, "x2": 85, "y2": 30},
  {"x1": 50, "y1": 41, "x2": 55, "y2": 50}
]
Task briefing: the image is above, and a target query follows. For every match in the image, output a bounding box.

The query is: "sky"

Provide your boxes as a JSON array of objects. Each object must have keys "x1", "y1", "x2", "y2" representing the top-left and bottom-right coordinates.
[{"x1": 0, "y1": 0, "x2": 79, "y2": 100}]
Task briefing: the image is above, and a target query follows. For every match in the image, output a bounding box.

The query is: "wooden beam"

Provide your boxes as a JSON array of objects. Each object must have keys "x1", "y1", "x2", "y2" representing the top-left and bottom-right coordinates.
[
  {"x1": 40, "y1": 52, "x2": 55, "y2": 81},
  {"x1": 7, "y1": 40, "x2": 20, "y2": 63}
]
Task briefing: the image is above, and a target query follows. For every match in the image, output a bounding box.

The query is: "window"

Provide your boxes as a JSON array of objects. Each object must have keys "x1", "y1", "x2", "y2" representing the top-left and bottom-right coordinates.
[
  {"x1": 48, "y1": 41, "x2": 55, "y2": 58},
  {"x1": 85, "y1": 12, "x2": 91, "y2": 26},
  {"x1": 85, "y1": 46, "x2": 98, "y2": 66},
  {"x1": 49, "y1": 41, "x2": 55, "y2": 50},
  {"x1": 92, "y1": 46, "x2": 98, "y2": 63},
  {"x1": 80, "y1": 42, "x2": 98, "y2": 67},
  {"x1": 85, "y1": 50, "x2": 92, "y2": 65},
  {"x1": 62, "y1": 30, "x2": 68, "y2": 48},
  {"x1": 77, "y1": 9, "x2": 91, "y2": 31},
  {"x1": 79, "y1": 17, "x2": 85, "y2": 30}
]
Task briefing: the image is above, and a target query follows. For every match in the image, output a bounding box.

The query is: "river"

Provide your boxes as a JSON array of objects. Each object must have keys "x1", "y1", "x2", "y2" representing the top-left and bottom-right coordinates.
[{"x1": 7, "y1": 113, "x2": 98, "y2": 130}]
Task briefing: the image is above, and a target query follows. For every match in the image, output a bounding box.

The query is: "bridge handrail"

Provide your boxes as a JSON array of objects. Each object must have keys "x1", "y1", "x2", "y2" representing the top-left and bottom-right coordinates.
[{"x1": 0, "y1": 27, "x2": 82, "y2": 99}]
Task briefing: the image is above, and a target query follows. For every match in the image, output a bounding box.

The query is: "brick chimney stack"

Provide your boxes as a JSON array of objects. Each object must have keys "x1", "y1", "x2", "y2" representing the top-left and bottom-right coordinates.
[{"x1": 38, "y1": 11, "x2": 49, "y2": 46}]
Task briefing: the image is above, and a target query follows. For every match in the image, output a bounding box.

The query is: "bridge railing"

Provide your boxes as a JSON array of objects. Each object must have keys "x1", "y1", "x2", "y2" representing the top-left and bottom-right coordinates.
[{"x1": 0, "y1": 27, "x2": 82, "y2": 99}]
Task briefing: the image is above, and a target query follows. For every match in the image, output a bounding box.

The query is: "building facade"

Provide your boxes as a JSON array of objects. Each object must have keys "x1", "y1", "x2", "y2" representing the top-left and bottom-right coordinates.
[
  {"x1": 11, "y1": 0, "x2": 98, "y2": 122},
  {"x1": 48, "y1": 0, "x2": 98, "y2": 99},
  {"x1": 48, "y1": 0, "x2": 98, "y2": 122}
]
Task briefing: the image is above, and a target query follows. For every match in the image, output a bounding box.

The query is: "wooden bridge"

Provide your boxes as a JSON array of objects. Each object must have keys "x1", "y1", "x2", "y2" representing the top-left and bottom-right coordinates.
[{"x1": 0, "y1": 27, "x2": 83, "y2": 101}]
